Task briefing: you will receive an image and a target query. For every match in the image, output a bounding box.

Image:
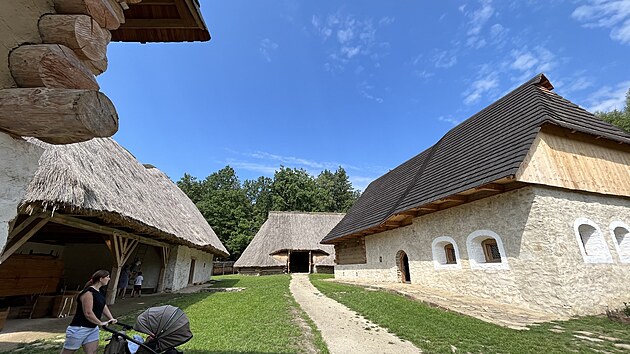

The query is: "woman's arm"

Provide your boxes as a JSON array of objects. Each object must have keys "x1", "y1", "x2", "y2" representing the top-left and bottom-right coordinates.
[
  {"x1": 79, "y1": 292, "x2": 111, "y2": 326},
  {"x1": 102, "y1": 305, "x2": 116, "y2": 324}
]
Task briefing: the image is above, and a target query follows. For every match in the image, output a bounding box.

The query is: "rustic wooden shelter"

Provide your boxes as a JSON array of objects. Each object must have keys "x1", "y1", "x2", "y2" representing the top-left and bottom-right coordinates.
[
  {"x1": 323, "y1": 74, "x2": 630, "y2": 317},
  {"x1": 236, "y1": 212, "x2": 345, "y2": 275},
  {"x1": 1, "y1": 137, "x2": 228, "y2": 306}
]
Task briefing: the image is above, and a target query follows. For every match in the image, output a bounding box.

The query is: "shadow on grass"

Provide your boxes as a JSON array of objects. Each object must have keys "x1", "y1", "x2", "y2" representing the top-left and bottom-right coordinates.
[{"x1": 208, "y1": 277, "x2": 242, "y2": 288}]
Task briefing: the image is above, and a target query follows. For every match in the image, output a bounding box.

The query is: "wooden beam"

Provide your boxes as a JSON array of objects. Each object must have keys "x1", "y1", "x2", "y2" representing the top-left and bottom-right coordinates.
[
  {"x1": 1, "y1": 218, "x2": 50, "y2": 263},
  {"x1": 50, "y1": 214, "x2": 169, "y2": 248},
  {"x1": 107, "y1": 0, "x2": 126, "y2": 24},
  {"x1": 10, "y1": 44, "x2": 98, "y2": 90},
  {"x1": 39, "y1": 15, "x2": 111, "y2": 62},
  {"x1": 7, "y1": 215, "x2": 41, "y2": 240},
  {"x1": 53, "y1": 0, "x2": 122, "y2": 30},
  {"x1": 439, "y1": 195, "x2": 467, "y2": 203},
  {"x1": 0, "y1": 88, "x2": 118, "y2": 144},
  {"x1": 398, "y1": 210, "x2": 418, "y2": 217},
  {"x1": 83, "y1": 57, "x2": 108, "y2": 76},
  {"x1": 417, "y1": 205, "x2": 438, "y2": 211},
  {"x1": 474, "y1": 183, "x2": 504, "y2": 192}
]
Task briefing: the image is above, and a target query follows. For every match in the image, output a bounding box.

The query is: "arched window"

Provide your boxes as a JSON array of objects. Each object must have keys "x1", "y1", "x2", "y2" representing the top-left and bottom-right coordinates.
[
  {"x1": 431, "y1": 237, "x2": 461, "y2": 270},
  {"x1": 610, "y1": 221, "x2": 630, "y2": 263},
  {"x1": 466, "y1": 230, "x2": 509, "y2": 270},
  {"x1": 444, "y1": 244, "x2": 456, "y2": 264},
  {"x1": 574, "y1": 218, "x2": 612, "y2": 264}
]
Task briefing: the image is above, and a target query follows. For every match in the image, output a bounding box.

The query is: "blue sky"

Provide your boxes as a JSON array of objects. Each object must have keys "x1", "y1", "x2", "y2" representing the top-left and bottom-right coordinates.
[{"x1": 100, "y1": 0, "x2": 630, "y2": 191}]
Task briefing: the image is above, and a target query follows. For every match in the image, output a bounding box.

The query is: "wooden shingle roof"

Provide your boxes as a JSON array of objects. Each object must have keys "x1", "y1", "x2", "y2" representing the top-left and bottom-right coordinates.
[{"x1": 322, "y1": 74, "x2": 630, "y2": 244}]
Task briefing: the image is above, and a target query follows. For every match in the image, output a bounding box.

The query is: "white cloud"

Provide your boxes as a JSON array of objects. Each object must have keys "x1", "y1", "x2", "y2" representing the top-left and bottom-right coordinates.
[
  {"x1": 461, "y1": 0, "x2": 496, "y2": 48},
  {"x1": 349, "y1": 176, "x2": 376, "y2": 192},
  {"x1": 585, "y1": 80, "x2": 630, "y2": 112},
  {"x1": 508, "y1": 46, "x2": 556, "y2": 81},
  {"x1": 433, "y1": 50, "x2": 457, "y2": 68},
  {"x1": 379, "y1": 16, "x2": 395, "y2": 26},
  {"x1": 438, "y1": 115, "x2": 462, "y2": 126},
  {"x1": 312, "y1": 12, "x2": 389, "y2": 72},
  {"x1": 358, "y1": 80, "x2": 384, "y2": 103},
  {"x1": 572, "y1": 0, "x2": 630, "y2": 44},
  {"x1": 259, "y1": 38, "x2": 278, "y2": 62},
  {"x1": 463, "y1": 73, "x2": 499, "y2": 105}
]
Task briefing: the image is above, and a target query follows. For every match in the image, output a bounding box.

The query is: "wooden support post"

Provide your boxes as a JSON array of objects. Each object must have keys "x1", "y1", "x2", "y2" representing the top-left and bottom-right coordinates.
[
  {"x1": 0, "y1": 218, "x2": 49, "y2": 264},
  {"x1": 39, "y1": 15, "x2": 111, "y2": 62},
  {"x1": 287, "y1": 249, "x2": 291, "y2": 273},
  {"x1": 0, "y1": 88, "x2": 118, "y2": 144},
  {"x1": 309, "y1": 250, "x2": 312, "y2": 274},
  {"x1": 53, "y1": 0, "x2": 122, "y2": 30},
  {"x1": 156, "y1": 246, "x2": 170, "y2": 293},
  {"x1": 104, "y1": 232, "x2": 139, "y2": 304},
  {"x1": 10, "y1": 44, "x2": 99, "y2": 90}
]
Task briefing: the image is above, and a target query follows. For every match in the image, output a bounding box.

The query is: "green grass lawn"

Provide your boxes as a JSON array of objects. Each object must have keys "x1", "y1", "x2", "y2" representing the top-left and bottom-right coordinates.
[
  {"x1": 9, "y1": 275, "x2": 328, "y2": 354},
  {"x1": 310, "y1": 274, "x2": 630, "y2": 354}
]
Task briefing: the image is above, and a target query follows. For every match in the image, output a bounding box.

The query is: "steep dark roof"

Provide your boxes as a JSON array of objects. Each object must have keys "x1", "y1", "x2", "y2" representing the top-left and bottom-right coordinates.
[{"x1": 322, "y1": 74, "x2": 630, "y2": 244}]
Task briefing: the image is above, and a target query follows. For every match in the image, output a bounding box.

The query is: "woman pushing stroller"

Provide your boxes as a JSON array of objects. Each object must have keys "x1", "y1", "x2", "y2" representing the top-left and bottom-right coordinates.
[{"x1": 61, "y1": 270, "x2": 118, "y2": 354}]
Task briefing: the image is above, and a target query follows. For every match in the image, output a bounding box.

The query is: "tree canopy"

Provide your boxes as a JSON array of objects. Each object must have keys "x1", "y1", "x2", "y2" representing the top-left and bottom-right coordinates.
[
  {"x1": 596, "y1": 88, "x2": 630, "y2": 133},
  {"x1": 177, "y1": 166, "x2": 360, "y2": 260}
]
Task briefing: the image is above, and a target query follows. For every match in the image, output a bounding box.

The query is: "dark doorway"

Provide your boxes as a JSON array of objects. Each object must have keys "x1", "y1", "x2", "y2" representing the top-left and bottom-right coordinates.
[
  {"x1": 397, "y1": 251, "x2": 411, "y2": 283},
  {"x1": 188, "y1": 258, "x2": 196, "y2": 285},
  {"x1": 289, "y1": 251, "x2": 310, "y2": 273}
]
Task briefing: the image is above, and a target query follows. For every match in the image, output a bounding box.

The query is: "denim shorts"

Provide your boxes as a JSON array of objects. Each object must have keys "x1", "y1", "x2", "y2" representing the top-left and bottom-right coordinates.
[{"x1": 63, "y1": 325, "x2": 99, "y2": 350}]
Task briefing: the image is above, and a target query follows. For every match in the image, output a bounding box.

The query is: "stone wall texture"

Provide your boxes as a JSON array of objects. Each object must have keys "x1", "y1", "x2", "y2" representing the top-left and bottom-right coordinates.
[
  {"x1": 0, "y1": 134, "x2": 43, "y2": 254},
  {"x1": 164, "y1": 245, "x2": 214, "y2": 291},
  {"x1": 335, "y1": 186, "x2": 630, "y2": 316}
]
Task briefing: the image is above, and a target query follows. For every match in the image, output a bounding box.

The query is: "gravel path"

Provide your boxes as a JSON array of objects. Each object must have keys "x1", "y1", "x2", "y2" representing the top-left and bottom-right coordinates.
[{"x1": 290, "y1": 274, "x2": 421, "y2": 354}]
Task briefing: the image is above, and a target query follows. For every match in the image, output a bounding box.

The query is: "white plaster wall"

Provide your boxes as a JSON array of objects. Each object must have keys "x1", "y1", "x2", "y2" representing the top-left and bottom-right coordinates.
[
  {"x1": 335, "y1": 186, "x2": 630, "y2": 316},
  {"x1": 0, "y1": 0, "x2": 54, "y2": 88},
  {"x1": 127, "y1": 245, "x2": 161, "y2": 290},
  {"x1": 164, "y1": 245, "x2": 214, "y2": 292},
  {"x1": 0, "y1": 134, "x2": 43, "y2": 256}
]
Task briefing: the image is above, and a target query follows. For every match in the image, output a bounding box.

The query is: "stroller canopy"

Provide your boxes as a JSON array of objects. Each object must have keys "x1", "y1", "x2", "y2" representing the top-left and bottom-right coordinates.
[{"x1": 134, "y1": 305, "x2": 193, "y2": 350}]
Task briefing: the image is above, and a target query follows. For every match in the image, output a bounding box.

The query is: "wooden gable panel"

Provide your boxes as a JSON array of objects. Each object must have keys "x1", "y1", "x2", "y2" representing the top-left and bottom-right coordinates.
[{"x1": 516, "y1": 126, "x2": 630, "y2": 197}]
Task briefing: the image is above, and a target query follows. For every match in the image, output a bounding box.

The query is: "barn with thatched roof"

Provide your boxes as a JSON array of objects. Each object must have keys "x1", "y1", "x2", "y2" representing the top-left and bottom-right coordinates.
[
  {"x1": 322, "y1": 74, "x2": 630, "y2": 318},
  {"x1": 1, "y1": 137, "x2": 228, "y2": 305},
  {"x1": 235, "y1": 211, "x2": 345, "y2": 275}
]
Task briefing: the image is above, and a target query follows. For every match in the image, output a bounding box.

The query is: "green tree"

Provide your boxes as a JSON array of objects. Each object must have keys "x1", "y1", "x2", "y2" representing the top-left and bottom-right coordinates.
[
  {"x1": 188, "y1": 166, "x2": 254, "y2": 260},
  {"x1": 271, "y1": 166, "x2": 318, "y2": 211},
  {"x1": 176, "y1": 173, "x2": 202, "y2": 204},
  {"x1": 243, "y1": 176, "x2": 273, "y2": 230},
  {"x1": 596, "y1": 88, "x2": 630, "y2": 132}
]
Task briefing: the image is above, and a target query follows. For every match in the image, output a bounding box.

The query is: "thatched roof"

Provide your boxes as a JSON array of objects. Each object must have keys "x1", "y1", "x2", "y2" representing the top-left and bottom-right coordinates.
[
  {"x1": 21, "y1": 137, "x2": 229, "y2": 257},
  {"x1": 234, "y1": 212, "x2": 345, "y2": 268},
  {"x1": 323, "y1": 73, "x2": 630, "y2": 243}
]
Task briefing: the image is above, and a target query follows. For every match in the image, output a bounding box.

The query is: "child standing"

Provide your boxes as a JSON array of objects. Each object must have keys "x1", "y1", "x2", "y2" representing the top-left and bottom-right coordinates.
[{"x1": 131, "y1": 271, "x2": 144, "y2": 298}]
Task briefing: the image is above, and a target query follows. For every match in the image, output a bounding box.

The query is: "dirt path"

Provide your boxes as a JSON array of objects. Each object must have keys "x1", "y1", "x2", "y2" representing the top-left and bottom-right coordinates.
[{"x1": 289, "y1": 273, "x2": 421, "y2": 354}]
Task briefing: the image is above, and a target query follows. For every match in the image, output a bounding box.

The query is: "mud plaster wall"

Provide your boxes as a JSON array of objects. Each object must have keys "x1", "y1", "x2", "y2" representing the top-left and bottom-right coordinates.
[{"x1": 163, "y1": 245, "x2": 214, "y2": 291}]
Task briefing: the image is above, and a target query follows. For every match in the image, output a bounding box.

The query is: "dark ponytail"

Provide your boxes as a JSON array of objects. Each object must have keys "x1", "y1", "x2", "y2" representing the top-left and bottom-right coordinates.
[{"x1": 84, "y1": 269, "x2": 110, "y2": 290}]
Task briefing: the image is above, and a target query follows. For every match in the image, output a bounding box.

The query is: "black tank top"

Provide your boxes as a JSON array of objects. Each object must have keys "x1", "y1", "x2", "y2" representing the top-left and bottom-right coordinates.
[{"x1": 69, "y1": 287, "x2": 106, "y2": 328}]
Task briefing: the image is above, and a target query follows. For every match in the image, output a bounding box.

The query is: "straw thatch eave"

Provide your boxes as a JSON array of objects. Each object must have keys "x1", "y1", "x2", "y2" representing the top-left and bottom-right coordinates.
[{"x1": 20, "y1": 138, "x2": 229, "y2": 257}]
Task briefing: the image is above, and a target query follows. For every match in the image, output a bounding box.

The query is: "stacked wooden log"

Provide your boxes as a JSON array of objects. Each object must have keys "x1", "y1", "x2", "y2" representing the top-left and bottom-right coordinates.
[{"x1": 0, "y1": 0, "x2": 141, "y2": 144}]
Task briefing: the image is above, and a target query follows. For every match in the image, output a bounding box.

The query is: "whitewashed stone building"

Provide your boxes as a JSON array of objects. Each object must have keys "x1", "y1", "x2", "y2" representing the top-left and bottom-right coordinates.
[{"x1": 322, "y1": 74, "x2": 630, "y2": 317}]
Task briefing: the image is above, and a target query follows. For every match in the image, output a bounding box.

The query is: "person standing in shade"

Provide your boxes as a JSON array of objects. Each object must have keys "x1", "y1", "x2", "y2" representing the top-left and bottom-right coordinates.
[
  {"x1": 61, "y1": 270, "x2": 117, "y2": 354},
  {"x1": 131, "y1": 271, "x2": 144, "y2": 298},
  {"x1": 116, "y1": 265, "x2": 131, "y2": 299}
]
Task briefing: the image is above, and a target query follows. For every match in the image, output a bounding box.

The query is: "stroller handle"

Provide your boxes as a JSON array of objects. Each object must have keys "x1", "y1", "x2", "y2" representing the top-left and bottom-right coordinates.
[
  {"x1": 102, "y1": 323, "x2": 158, "y2": 354},
  {"x1": 104, "y1": 321, "x2": 134, "y2": 330}
]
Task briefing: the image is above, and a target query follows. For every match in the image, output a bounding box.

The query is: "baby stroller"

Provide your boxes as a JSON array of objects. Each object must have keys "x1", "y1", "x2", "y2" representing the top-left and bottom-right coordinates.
[{"x1": 103, "y1": 305, "x2": 193, "y2": 354}]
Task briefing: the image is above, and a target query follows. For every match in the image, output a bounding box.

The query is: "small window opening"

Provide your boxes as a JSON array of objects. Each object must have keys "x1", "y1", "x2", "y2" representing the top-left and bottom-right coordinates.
[
  {"x1": 481, "y1": 239, "x2": 501, "y2": 263},
  {"x1": 444, "y1": 244, "x2": 457, "y2": 264}
]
